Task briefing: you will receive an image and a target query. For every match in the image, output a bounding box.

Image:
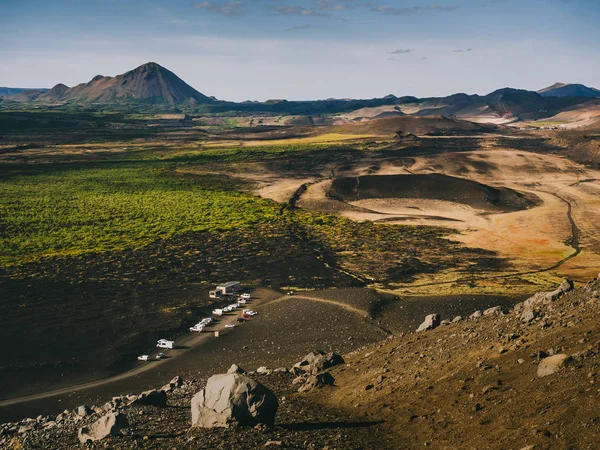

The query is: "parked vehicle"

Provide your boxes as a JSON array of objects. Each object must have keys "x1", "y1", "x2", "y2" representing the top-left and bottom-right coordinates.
[
  {"x1": 237, "y1": 318, "x2": 245, "y2": 323},
  {"x1": 200, "y1": 317, "x2": 213, "y2": 325},
  {"x1": 156, "y1": 353, "x2": 166, "y2": 360},
  {"x1": 238, "y1": 299, "x2": 247, "y2": 305},
  {"x1": 189, "y1": 324, "x2": 204, "y2": 332},
  {"x1": 240, "y1": 293, "x2": 251, "y2": 300},
  {"x1": 243, "y1": 309, "x2": 258, "y2": 316},
  {"x1": 212, "y1": 309, "x2": 223, "y2": 316},
  {"x1": 157, "y1": 339, "x2": 175, "y2": 349},
  {"x1": 225, "y1": 324, "x2": 235, "y2": 328},
  {"x1": 138, "y1": 355, "x2": 149, "y2": 361}
]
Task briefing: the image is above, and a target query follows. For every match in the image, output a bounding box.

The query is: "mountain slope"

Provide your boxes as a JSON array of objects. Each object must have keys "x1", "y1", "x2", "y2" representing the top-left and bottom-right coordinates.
[
  {"x1": 538, "y1": 82, "x2": 600, "y2": 98},
  {"x1": 317, "y1": 277, "x2": 600, "y2": 449},
  {"x1": 0, "y1": 87, "x2": 49, "y2": 102},
  {"x1": 37, "y1": 62, "x2": 214, "y2": 106}
]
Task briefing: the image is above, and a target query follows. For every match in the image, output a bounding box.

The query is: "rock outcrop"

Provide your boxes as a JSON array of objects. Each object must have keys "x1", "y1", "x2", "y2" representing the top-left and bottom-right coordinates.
[
  {"x1": 517, "y1": 279, "x2": 574, "y2": 323},
  {"x1": 291, "y1": 351, "x2": 344, "y2": 376},
  {"x1": 190, "y1": 374, "x2": 278, "y2": 428}
]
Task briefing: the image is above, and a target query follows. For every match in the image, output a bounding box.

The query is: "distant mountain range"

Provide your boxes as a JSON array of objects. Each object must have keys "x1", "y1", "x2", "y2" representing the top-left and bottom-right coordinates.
[
  {"x1": 538, "y1": 82, "x2": 600, "y2": 98},
  {"x1": 1, "y1": 63, "x2": 599, "y2": 126}
]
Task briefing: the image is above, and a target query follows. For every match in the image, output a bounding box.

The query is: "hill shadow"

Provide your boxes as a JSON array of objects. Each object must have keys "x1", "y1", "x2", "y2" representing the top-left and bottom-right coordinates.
[{"x1": 280, "y1": 420, "x2": 384, "y2": 431}]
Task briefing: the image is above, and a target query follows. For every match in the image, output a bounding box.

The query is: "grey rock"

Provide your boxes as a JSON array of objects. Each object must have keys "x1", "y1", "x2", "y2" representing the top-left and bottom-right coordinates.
[
  {"x1": 227, "y1": 364, "x2": 245, "y2": 374},
  {"x1": 521, "y1": 308, "x2": 537, "y2": 323},
  {"x1": 537, "y1": 354, "x2": 571, "y2": 377},
  {"x1": 76, "y1": 405, "x2": 92, "y2": 418},
  {"x1": 134, "y1": 389, "x2": 167, "y2": 407},
  {"x1": 417, "y1": 314, "x2": 441, "y2": 332},
  {"x1": 161, "y1": 375, "x2": 184, "y2": 392},
  {"x1": 298, "y1": 372, "x2": 335, "y2": 393},
  {"x1": 77, "y1": 412, "x2": 129, "y2": 444},
  {"x1": 191, "y1": 374, "x2": 278, "y2": 428},
  {"x1": 483, "y1": 306, "x2": 502, "y2": 316},
  {"x1": 292, "y1": 351, "x2": 345, "y2": 375},
  {"x1": 470, "y1": 310, "x2": 482, "y2": 319}
]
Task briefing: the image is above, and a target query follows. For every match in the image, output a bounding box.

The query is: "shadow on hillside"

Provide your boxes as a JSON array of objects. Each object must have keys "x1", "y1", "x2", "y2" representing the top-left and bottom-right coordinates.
[{"x1": 280, "y1": 420, "x2": 384, "y2": 431}]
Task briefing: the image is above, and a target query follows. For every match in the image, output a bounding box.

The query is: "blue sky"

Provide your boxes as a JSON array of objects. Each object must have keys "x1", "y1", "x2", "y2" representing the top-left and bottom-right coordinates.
[{"x1": 1, "y1": 0, "x2": 599, "y2": 101}]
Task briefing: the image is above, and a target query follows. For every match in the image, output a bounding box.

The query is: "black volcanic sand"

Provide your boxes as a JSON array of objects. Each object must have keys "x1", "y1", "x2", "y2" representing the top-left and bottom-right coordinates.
[
  {"x1": 376, "y1": 294, "x2": 528, "y2": 333},
  {"x1": 0, "y1": 288, "x2": 526, "y2": 423},
  {"x1": 295, "y1": 288, "x2": 383, "y2": 314},
  {"x1": 328, "y1": 174, "x2": 541, "y2": 212}
]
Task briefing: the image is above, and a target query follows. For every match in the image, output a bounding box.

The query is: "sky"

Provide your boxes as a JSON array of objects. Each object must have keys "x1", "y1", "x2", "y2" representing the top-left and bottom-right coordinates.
[{"x1": 1, "y1": 0, "x2": 599, "y2": 101}]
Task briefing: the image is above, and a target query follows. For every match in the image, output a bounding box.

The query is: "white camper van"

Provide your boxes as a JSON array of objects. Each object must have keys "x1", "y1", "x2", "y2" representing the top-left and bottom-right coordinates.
[{"x1": 156, "y1": 339, "x2": 175, "y2": 349}]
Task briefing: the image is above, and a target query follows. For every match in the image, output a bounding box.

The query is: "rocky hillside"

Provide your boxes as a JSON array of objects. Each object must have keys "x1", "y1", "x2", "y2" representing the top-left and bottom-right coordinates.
[
  {"x1": 37, "y1": 63, "x2": 214, "y2": 106},
  {"x1": 3, "y1": 276, "x2": 600, "y2": 449}
]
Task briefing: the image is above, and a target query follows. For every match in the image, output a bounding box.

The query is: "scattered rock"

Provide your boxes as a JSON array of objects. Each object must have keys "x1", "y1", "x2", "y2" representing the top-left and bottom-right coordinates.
[
  {"x1": 191, "y1": 374, "x2": 278, "y2": 428},
  {"x1": 161, "y1": 375, "x2": 183, "y2": 392},
  {"x1": 520, "y1": 308, "x2": 537, "y2": 323},
  {"x1": 416, "y1": 314, "x2": 441, "y2": 332},
  {"x1": 256, "y1": 366, "x2": 271, "y2": 375},
  {"x1": 452, "y1": 316, "x2": 462, "y2": 323},
  {"x1": 291, "y1": 351, "x2": 344, "y2": 375},
  {"x1": 134, "y1": 389, "x2": 167, "y2": 407},
  {"x1": 537, "y1": 354, "x2": 572, "y2": 377},
  {"x1": 470, "y1": 310, "x2": 482, "y2": 319},
  {"x1": 77, "y1": 412, "x2": 129, "y2": 444},
  {"x1": 75, "y1": 405, "x2": 92, "y2": 418},
  {"x1": 483, "y1": 306, "x2": 502, "y2": 316},
  {"x1": 227, "y1": 364, "x2": 246, "y2": 374},
  {"x1": 297, "y1": 372, "x2": 335, "y2": 393}
]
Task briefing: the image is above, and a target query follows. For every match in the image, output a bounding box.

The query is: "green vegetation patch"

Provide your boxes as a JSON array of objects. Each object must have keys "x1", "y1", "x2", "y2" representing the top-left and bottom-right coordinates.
[{"x1": 0, "y1": 163, "x2": 281, "y2": 265}]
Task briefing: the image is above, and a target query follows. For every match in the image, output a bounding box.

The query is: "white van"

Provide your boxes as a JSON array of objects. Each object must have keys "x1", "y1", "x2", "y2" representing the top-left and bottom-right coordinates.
[
  {"x1": 212, "y1": 309, "x2": 223, "y2": 316},
  {"x1": 156, "y1": 339, "x2": 175, "y2": 349}
]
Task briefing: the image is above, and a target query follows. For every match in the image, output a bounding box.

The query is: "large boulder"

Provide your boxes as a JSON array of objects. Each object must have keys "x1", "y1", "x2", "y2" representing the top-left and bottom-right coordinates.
[
  {"x1": 133, "y1": 389, "x2": 167, "y2": 407},
  {"x1": 537, "y1": 354, "x2": 571, "y2": 377},
  {"x1": 291, "y1": 351, "x2": 345, "y2": 376},
  {"x1": 416, "y1": 314, "x2": 440, "y2": 332},
  {"x1": 77, "y1": 412, "x2": 129, "y2": 444},
  {"x1": 191, "y1": 374, "x2": 278, "y2": 428}
]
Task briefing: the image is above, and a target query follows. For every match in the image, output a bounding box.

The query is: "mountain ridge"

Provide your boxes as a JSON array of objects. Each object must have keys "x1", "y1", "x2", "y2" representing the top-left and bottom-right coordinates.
[{"x1": 538, "y1": 82, "x2": 600, "y2": 98}]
